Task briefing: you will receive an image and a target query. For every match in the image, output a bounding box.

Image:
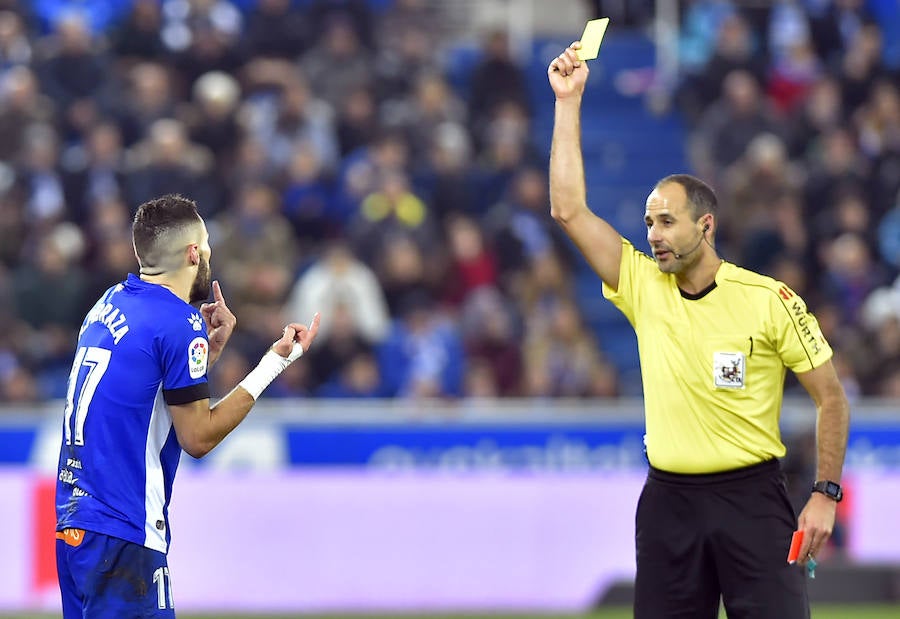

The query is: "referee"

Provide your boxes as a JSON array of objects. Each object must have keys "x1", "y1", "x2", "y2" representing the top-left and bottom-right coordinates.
[{"x1": 547, "y1": 43, "x2": 850, "y2": 618}]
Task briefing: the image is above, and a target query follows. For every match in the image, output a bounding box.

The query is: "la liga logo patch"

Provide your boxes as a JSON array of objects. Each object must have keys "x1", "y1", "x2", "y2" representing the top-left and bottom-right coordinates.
[{"x1": 188, "y1": 337, "x2": 208, "y2": 379}]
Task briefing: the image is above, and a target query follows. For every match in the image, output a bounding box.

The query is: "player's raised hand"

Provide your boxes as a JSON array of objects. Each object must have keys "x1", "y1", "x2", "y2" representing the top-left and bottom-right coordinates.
[
  {"x1": 548, "y1": 42, "x2": 589, "y2": 99},
  {"x1": 272, "y1": 313, "x2": 321, "y2": 361},
  {"x1": 200, "y1": 280, "x2": 236, "y2": 360}
]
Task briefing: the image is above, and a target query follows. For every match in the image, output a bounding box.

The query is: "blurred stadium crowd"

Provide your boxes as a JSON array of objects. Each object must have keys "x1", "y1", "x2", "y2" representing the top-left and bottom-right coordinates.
[
  {"x1": 674, "y1": 0, "x2": 900, "y2": 401},
  {"x1": 0, "y1": 0, "x2": 898, "y2": 404}
]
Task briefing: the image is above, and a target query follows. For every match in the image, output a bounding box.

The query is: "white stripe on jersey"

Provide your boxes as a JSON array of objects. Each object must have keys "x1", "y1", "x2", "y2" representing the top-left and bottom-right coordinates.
[{"x1": 144, "y1": 386, "x2": 173, "y2": 553}]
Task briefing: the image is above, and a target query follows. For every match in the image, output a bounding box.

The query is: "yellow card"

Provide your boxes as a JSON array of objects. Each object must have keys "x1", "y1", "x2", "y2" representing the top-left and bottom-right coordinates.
[{"x1": 576, "y1": 17, "x2": 610, "y2": 61}]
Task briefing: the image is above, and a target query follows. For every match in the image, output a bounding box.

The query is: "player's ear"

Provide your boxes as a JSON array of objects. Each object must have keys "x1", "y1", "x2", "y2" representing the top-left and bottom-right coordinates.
[{"x1": 188, "y1": 244, "x2": 199, "y2": 266}]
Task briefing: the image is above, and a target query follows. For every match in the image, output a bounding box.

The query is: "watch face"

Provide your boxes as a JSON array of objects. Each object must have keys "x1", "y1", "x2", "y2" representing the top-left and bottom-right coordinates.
[{"x1": 827, "y1": 482, "x2": 841, "y2": 496}]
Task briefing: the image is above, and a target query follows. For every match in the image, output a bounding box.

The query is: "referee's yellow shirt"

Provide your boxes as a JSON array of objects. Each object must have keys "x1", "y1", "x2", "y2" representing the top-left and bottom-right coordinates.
[{"x1": 602, "y1": 239, "x2": 833, "y2": 474}]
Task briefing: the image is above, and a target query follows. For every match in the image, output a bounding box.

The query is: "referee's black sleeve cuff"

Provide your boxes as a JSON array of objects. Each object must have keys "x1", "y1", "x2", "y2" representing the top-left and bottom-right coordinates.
[{"x1": 163, "y1": 383, "x2": 210, "y2": 406}]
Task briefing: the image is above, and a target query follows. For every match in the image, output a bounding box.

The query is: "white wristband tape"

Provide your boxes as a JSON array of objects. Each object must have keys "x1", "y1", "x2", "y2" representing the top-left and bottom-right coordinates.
[{"x1": 238, "y1": 343, "x2": 304, "y2": 400}]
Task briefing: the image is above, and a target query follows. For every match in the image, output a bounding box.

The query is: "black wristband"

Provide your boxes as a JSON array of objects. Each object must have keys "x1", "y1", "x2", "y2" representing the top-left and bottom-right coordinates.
[{"x1": 812, "y1": 480, "x2": 843, "y2": 502}]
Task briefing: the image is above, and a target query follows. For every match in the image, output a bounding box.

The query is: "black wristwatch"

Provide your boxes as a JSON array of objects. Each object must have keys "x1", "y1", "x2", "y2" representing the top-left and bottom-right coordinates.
[{"x1": 812, "y1": 480, "x2": 843, "y2": 502}]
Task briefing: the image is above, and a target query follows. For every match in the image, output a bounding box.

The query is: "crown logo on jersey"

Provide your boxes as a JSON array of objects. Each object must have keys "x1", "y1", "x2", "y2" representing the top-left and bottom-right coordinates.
[{"x1": 187, "y1": 314, "x2": 203, "y2": 331}]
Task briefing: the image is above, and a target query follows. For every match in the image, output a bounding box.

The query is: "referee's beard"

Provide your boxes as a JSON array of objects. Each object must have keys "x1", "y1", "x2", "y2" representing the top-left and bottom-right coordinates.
[{"x1": 189, "y1": 256, "x2": 211, "y2": 304}]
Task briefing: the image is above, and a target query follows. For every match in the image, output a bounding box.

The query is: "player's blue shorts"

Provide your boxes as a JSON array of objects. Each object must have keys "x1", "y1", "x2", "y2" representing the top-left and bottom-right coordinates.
[{"x1": 56, "y1": 528, "x2": 176, "y2": 619}]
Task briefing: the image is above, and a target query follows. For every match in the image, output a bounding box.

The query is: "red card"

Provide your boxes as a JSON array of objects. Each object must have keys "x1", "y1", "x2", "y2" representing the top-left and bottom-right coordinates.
[{"x1": 787, "y1": 530, "x2": 804, "y2": 563}]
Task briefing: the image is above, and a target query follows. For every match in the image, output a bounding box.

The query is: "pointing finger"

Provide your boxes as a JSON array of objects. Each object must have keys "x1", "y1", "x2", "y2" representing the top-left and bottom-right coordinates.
[
  {"x1": 308, "y1": 312, "x2": 321, "y2": 338},
  {"x1": 212, "y1": 280, "x2": 225, "y2": 303}
]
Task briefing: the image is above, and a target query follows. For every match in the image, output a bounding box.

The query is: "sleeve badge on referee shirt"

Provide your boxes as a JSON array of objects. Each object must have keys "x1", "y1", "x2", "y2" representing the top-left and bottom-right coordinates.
[{"x1": 713, "y1": 351, "x2": 745, "y2": 389}]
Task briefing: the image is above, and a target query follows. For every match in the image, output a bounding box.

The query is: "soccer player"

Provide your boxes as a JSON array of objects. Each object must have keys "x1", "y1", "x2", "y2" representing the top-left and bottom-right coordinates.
[
  {"x1": 547, "y1": 44, "x2": 850, "y2": 618},
  {"x1": 55, "y1": 194, "x2": 321, "y2": 618}
]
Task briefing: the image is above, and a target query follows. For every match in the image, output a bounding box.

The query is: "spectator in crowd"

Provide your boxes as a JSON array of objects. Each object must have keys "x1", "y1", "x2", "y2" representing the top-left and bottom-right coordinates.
[
  {"x1": 397, "y1": 71, "x2": 467, "y2": 161},
  {"x1": 317, "y1": 350, "x2": 386, "y2": 398},
  {"x1": 522, "y1": 299, "x2": 607, "y2": 399},
  {"x1": 0, "y1": 185, "x2": 27, "y2": 267},
  {"x1": 416, "y1": 121, "x2": 482, "y2": 220},
  {"x1": 242, "y1": 66, "x2": 339, "y2": 173},
  {"x1": 186, "y1": 71, "x2": 242, "y2": 186},
  {"x1": 515, "y1": 250, "x2": 574, "y2": 344},
  {"x1": 301, "y1": 15, "x2": 373, "y2": 111},
  {"x1": 859, "y1": 280, "x2": 900, "y2": 394},
  {"x1": 307, "y1": 301, "x2": 380, "y2": 394},
  {"x1": 459, "y1": 286, "x2": 522, "y2": 397},
  {"x1": 676, "y1": 12, "x2": 767, "y2": 125},
  {"x1": 720, "y1": 132, "x2": 802, "y2": 255},
  {"x1": 281, "y1": 140, "x2": 338, "y2": 251},
  {"x1": 125, "y1": 118, "x2": 220, "y2": 217},
  {"x1": 0, "y1": 0, "x2": 898, "y2": 408},
  {"x1": 856, "y1": 78, "x2": 900, "y2": 213},
  {"x1": 784, "y1": 75, "x2": 846, "y2": 158},
  {"x1": 284, "y1": 241, "x2": 390, "y2": 348},
  {"x1": 335, "y1": 86, "x2": 380, "y2": 158},
  {"x1": 802, "y1": 128, "x2": 869, "y2": 241},
  {"x1": 376, "y1": 0, "x2": 445, "y2": 58},
  {"x1": 377, "y1": 291, "x2": 465, "y2": 399},
  {"x1": 12, "y1": 223, "x2": 90, "y2": 397},
  {"x1": 306, "y1": 0, "x2": 375, "y2": 51},
  {"x1": 82, "y1": 223, "x2": 137, "y2": 309},
  {"x1": 837, "y1": 21, "x2": 886, "y2": 112},
  {"x1": 212, "y1": 182, "x2": 297, "y2": 356},
  {"x1": 374, "y1": 17, "x2": 440, "y2": 109},
  {"x1": 474, "y1": 100, "x2": 541, "y2": 211},
  {"x1": 767, "y1": 38, "x2": 823, "y2": 114},
  {"x1": 441, "y1": 213, "x2": 497, "y2": 308},
  {"x1": 349, "y1": 168, "x2": 437, "y2": 263},
  {"x1": 0, "y1": 66, "x2": 54, "y2": 163},
  {"x1": 114, "y1": 61, "x2": 177, "y2": 147},
  {"x1": 483, "y1": 166, "x2": 571, "y2": 288},
  {"x1": 36, "y1": 14, "x2": 109, "y2": 141},
  {"x1": 228, "y1": 134, "x2": 279, "y2": 196},
  {"x1": 242, "y1": 0, "x2": 310, "y2": 61},
  {"x1": 335, "y1": 129, "x2": 410, "y2": 219},
  {"x1": 467, "y1": 28, "x2": 531, "y2": 155},
  {"x1": 12, "y1": 222, "x2": 88, "y2": 332},
  {"x1": 819, "y1": 232, "x2": 892, "y2": 327},
  {"x1": 14, "y1": 123, "x2": 67, "y2": 229},
  {"x1": 61, "y1": 121, "x2": 128, "y2": 225},
  {"x1": 163, "y1": 0, "x2": 244, "y2": 88},
  {"x1": 0, "y1": 9, "x2": 32, "y2": 77},
  {"x1": 806, "y1": 0, "x2": 872, "y2": 67},
  {"x1": 690, "y1": 69, "x2": 784, "y2": 182},
  {"x1": 373, "y1": 232, "x2": 434, "y2": 318},
  {"x1": 462, "y1": 357, "x2": 501, "y2": 398},
  {"x1": 109, "y1": 0, "x2": 165, "y2": 63}
]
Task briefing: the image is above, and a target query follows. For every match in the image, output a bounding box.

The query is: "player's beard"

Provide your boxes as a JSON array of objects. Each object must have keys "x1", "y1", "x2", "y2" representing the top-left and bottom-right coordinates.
[{"x1": 189, "y1": 256, "x2": 211, "y2": 304}]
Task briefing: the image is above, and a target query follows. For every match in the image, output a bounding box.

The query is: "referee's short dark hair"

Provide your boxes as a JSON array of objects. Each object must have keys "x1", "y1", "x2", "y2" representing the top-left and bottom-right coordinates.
[{"x1": 656, "y1": 174, "x2": 718, "y2": 222}]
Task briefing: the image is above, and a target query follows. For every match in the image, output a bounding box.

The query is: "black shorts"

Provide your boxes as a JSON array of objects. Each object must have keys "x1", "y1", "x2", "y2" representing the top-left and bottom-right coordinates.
[{"x1": 634, "y1": 459, "x2": 809, "y2": 619}]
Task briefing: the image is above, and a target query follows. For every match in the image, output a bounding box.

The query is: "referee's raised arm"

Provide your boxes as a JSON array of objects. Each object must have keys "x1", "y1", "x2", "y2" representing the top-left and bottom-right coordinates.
[{"x1": 548, "y1": 41, "x2": 623, "y2": 291}]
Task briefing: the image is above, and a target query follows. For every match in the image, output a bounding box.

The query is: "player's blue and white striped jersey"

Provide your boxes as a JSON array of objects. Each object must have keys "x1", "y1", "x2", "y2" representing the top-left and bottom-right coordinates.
[{"x1": 56, "y1": 274, "x2": 210, "y2": 554}]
